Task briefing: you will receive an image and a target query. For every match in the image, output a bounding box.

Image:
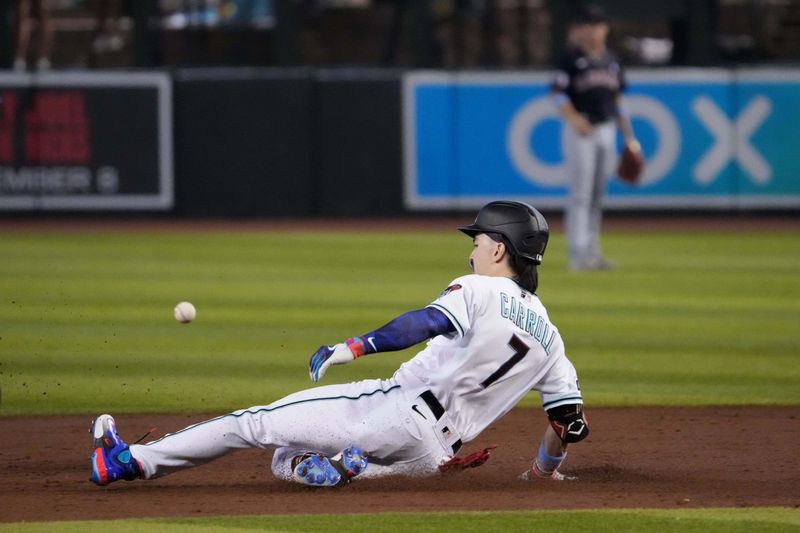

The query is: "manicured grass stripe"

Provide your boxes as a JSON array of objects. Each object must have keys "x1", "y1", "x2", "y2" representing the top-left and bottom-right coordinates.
[
  {"x1": 0, "y1": 230, "x2": 798, "y2": 415},
  {"x1": 1, "y1": 508, "x2": 798, "y2": 532}
]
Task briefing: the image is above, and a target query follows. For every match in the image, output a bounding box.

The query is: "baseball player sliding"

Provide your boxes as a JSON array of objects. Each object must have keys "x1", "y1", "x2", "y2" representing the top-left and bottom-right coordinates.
[{"x1": 89, "y1": 201, "x2": 589, "y2": 488}]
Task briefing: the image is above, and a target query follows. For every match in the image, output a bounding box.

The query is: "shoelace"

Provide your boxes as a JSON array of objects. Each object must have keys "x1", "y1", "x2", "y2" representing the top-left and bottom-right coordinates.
[{"x1": 132, "y1": 427, "x2": 156, "y2": 444}]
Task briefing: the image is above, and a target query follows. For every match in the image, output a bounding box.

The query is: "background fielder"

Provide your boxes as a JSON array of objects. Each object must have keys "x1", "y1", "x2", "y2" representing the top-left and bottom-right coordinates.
[
  {"x1": 552, "y1": 4, "x2": 639, "y2": 271},
  {"x1": 89, "y1": 201, "x2": 589, "y2": 487}
]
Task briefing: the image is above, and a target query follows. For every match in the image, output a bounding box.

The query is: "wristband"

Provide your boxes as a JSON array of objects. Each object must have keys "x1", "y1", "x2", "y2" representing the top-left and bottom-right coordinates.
[{"x1": 345, "y1": 337, "x2": 369, "y2": 358}]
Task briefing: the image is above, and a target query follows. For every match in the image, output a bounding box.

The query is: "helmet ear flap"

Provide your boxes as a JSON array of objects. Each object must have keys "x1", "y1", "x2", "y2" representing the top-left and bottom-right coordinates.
[{"x1": 522, "y1": 235, "x2": 547, "y2": 264}]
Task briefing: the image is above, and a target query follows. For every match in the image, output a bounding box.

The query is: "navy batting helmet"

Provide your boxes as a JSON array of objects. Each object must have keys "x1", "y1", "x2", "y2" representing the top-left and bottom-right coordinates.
[{"x1": 458, "y1": 201, "x2": 549, "y2": 264}]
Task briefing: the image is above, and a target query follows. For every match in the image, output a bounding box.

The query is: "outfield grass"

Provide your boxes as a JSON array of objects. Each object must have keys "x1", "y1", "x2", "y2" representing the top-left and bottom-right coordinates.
[
  {"x1": 1, "y1": 229, "x2": 798, "y2": 415},
  {"x1": 2, "y1": 508, "x2": 798, "y2": 532}
]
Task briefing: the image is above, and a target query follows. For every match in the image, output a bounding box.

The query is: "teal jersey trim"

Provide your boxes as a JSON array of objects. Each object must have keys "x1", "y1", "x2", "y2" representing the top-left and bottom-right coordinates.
[
  {"x1": 142, "y1": 384, "x2": 402, "y2": 446},
  {"x1": 427, "y1": 303, "x2": 465, "y2": 337},
  {"x1": 542, "y1": 396, "x2": 584, "y2": 409}
]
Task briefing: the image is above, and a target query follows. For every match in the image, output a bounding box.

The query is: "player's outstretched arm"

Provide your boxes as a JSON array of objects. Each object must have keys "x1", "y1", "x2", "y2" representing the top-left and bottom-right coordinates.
[{"x1": 308, "y1": 307, "x2": 455, "y2": 382}]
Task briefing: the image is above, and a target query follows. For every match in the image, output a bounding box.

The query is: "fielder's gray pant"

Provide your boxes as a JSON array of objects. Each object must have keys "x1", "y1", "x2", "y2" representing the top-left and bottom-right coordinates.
[{"x1": 562, "y1": 121, "x2": 617, "y2": 268}]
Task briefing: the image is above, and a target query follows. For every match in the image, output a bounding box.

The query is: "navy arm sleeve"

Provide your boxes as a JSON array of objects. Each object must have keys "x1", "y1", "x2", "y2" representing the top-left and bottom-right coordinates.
[{"x1": 346, "y1": 307, "x2": 456, "y2": 356}]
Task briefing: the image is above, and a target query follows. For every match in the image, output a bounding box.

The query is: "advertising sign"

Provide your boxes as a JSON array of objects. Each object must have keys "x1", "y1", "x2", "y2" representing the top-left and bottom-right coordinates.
[
  {"x1": 403, "y1": 69, "x2": 800, "y2": 209},
  {"x1": 0, "y1": 72, "x2": 172, "y2": 210}
]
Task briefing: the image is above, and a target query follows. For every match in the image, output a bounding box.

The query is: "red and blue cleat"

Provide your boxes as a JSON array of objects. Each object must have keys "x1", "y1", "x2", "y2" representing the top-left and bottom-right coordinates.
[{"x1": 90, "y1": 414, "x2": 142, "y2": 486}]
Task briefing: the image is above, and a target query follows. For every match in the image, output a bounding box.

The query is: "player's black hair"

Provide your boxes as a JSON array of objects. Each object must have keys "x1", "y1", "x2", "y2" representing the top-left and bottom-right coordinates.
[{"x1": 485, "y1": 232, "x2": 539, "y2": 293}]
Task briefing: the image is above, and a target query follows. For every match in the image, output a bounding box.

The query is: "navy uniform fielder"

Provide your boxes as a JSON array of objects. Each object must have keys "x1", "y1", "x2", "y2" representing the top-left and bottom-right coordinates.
[
  {"x1": 89, "y1": 201, "x2": 589, "y2": 487},
  {"x1": 552, "y1": 5, "x2": 639, "y2": 271}
]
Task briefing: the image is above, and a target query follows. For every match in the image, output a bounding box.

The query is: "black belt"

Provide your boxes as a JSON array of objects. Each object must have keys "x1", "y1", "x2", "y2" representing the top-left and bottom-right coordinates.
[{"x1": 419, "y1": 390, "x2": 462, "y2": 454}]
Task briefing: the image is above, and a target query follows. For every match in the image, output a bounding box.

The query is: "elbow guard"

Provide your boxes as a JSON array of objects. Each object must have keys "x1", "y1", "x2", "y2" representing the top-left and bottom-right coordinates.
[{"x1": 546, "y1": 404, "x2": 589, "y2": 444}]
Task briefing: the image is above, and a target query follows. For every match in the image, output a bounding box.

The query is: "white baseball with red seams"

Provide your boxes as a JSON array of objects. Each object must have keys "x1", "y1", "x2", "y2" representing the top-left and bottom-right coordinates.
[{"x1": 129, "y1": 275, "x2": 582, "y2": 481}]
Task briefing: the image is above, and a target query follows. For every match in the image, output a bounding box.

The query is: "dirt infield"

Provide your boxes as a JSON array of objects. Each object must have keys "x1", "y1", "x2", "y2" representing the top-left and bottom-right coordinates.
[
  {"x1": 1, "y1": 217, "x2": 798, "y2": 523},
  {"x1": 1, "y1": 406, "x2": 798, "y2": 523}
]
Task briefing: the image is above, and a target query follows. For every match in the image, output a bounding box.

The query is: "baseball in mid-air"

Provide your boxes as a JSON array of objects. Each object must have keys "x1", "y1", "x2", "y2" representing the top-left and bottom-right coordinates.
[{"x1": 174, "y1": 301, "x2": 196, "y2": 324}]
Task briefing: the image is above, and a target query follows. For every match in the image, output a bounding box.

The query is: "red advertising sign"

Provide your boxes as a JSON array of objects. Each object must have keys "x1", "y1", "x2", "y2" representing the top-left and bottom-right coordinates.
[{"x1": 0, "y1": 72, "x2": 172, "y2": 210}]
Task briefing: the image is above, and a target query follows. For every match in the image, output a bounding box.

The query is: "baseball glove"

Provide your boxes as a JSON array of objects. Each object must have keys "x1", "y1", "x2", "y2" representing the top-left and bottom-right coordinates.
[{"x1": 617, "y1": 141, "x2": 644, "y2": 185}]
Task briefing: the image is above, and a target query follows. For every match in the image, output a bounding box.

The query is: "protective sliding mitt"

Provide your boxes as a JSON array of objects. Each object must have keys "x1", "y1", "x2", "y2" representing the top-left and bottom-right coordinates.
[{"x1": 438, "y1": 445, "x2": 497, "y2": 473}]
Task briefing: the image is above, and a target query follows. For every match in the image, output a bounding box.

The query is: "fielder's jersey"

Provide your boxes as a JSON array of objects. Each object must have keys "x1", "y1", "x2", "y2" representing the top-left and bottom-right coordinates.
[
  {"x1": 393, "y1": 274, "x2": 580, "y2": 443},
  {"x1": 551, "y1": 47, "x2": 626, "y2": 124}
]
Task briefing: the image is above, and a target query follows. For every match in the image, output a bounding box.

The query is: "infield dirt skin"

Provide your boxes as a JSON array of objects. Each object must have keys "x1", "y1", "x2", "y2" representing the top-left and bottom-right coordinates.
[{"x1": 1, "y1": 406, "x2": 798, "y2": 522}]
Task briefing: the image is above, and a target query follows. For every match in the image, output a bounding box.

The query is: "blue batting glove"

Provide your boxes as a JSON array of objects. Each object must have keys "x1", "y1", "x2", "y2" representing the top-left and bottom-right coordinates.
[{"x1": 309, "y1": 343, "x2": 355, "y2": 382}]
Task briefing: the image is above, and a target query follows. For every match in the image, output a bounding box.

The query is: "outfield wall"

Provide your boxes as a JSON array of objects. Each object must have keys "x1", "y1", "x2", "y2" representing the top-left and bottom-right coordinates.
[
  {"x1": 1, "y1": 68, "x2": 798, "y2": 216},
  {"x1": 172, "y1": 68, "x2": 403, "y2": 217}
]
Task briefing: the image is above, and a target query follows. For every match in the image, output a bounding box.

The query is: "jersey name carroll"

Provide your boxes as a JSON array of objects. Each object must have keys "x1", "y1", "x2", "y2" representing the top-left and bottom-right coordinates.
[
  {"x1": 500, "y1": 292, "x2": 557, "y2": 355},
  {"x1": 394, "y1": 274, "x2": 574, "y2": 442}
]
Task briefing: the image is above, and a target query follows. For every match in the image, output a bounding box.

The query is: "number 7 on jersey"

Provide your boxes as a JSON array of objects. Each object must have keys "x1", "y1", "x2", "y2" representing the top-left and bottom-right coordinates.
[{"x1": 481, "y1": 334, "x2": 530, "y2": 388}]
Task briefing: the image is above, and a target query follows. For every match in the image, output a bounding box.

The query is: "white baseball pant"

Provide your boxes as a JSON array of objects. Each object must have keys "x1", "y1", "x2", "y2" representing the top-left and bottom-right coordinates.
[{"x1": 129, "y1": 378, "x2": 457, "y2": 481}]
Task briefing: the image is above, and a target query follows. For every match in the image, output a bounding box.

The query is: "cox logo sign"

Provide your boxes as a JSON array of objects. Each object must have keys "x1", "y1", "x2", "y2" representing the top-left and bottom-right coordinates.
[
  {"x1": 506, "y1": 94, "x2": 771, "y2": 188},
  {"x1": 404, "y1": 70, "x2": 800, "y2": 209}
]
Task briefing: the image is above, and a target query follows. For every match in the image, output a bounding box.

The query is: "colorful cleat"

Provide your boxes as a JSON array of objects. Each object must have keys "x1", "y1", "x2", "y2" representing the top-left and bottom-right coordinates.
[
  {"x1": 292, "y1": 446, "x2": 368, "y2": 487},
  {"x1": 518, "y1": 468, "x2": 577, "y2": 481},
  {"x1": 89, "y1": 414, "x2": 142, "y2": 486}
]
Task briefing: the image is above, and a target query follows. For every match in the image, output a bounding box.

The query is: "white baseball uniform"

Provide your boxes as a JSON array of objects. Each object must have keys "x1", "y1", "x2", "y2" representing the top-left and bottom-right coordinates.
[{"x1": 129, "y1": 274, "x2": 582, "y2": 481}]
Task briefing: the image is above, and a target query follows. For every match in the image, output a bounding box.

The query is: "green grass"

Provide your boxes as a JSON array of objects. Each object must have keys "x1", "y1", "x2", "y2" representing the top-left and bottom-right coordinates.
[
  {"x1": 1, "y1": 229, "x2": 799, "y2": 415},
  {"x1": 2, "y1": 508, "x2": 799, "y2": 532}
]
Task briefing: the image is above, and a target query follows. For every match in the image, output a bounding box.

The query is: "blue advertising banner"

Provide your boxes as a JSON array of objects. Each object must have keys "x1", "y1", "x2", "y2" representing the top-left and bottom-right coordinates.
[{"x1": 403, "y1": 69, "x2": 800, "y2": 209}]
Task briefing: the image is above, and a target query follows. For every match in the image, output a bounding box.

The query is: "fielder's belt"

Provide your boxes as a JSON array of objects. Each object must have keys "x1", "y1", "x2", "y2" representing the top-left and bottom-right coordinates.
[{"x1": 419, "y1": 390, "x2": 463, "y2": 454}]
